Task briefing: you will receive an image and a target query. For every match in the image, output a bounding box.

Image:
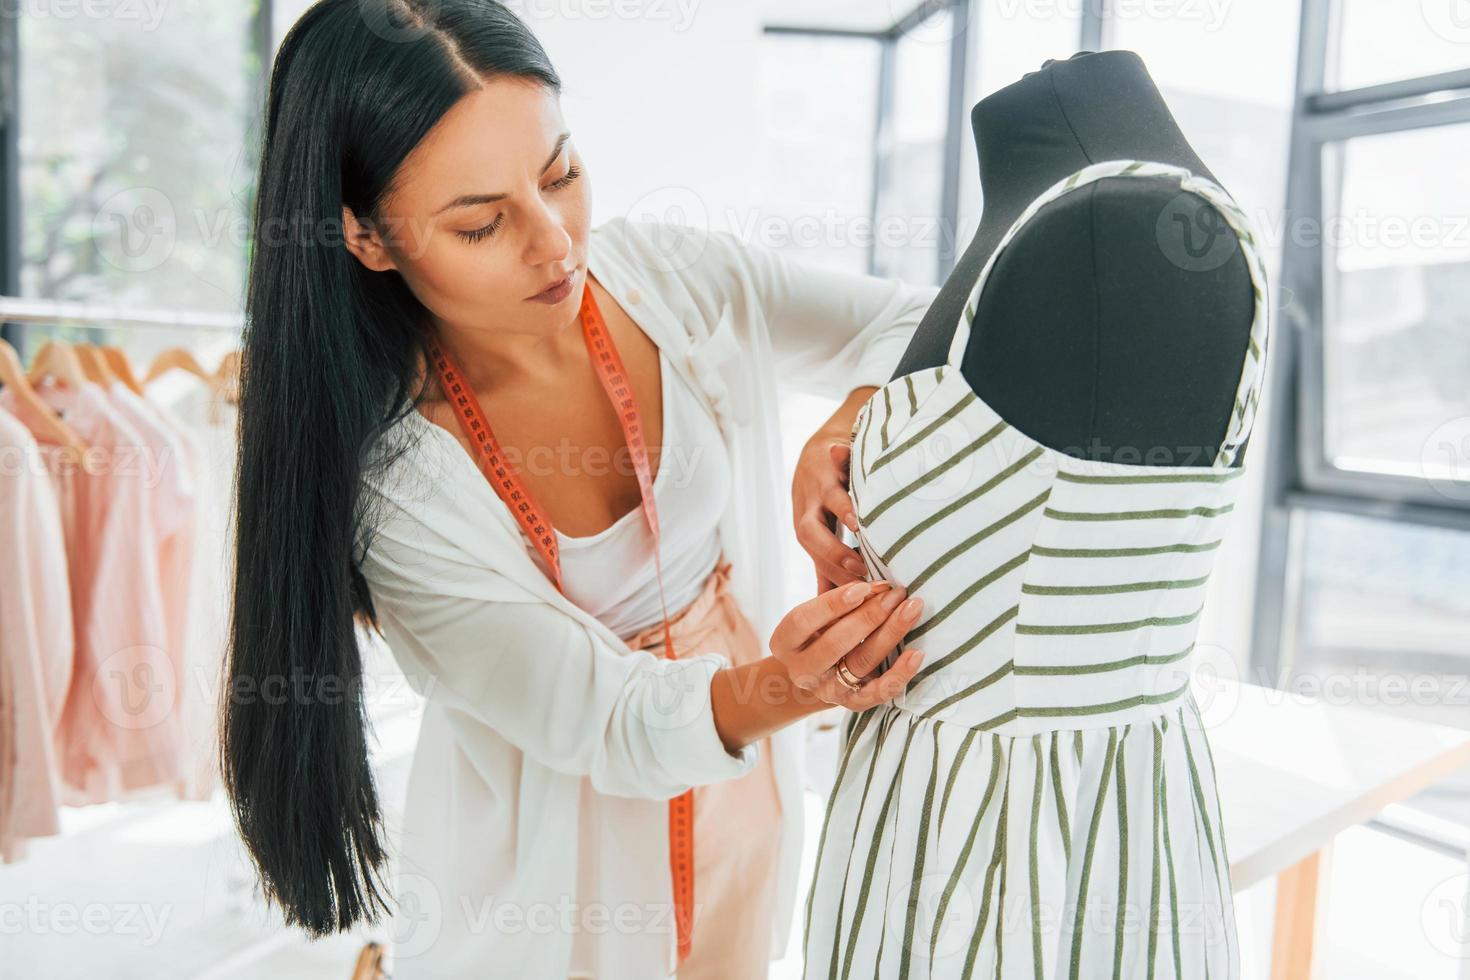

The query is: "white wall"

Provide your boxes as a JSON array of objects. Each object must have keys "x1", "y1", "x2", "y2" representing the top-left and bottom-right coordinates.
[
  {"x1": 517, "y1": 2, "x2": 764, "y2": 233},
  {"x1": 273, "y1": 0, "x2": 768, "y2": 235}
]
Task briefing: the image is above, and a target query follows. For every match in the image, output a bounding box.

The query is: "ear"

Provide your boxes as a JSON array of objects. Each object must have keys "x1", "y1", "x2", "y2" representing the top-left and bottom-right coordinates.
[{"x1": 342, "y1": 205, "x2": 396, "y2": 273}]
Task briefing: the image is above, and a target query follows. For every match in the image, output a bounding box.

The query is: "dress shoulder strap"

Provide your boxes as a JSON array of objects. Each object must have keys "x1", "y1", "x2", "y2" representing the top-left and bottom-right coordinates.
[{"x1": 944, "y1": 158, "x2": 1271, "y2": 467}]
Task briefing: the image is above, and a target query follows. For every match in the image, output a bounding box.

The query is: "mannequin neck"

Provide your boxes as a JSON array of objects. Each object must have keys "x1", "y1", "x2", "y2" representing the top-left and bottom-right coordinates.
[{"x1": 969, "y1": 50, "x2": 1216, "y2": 232}]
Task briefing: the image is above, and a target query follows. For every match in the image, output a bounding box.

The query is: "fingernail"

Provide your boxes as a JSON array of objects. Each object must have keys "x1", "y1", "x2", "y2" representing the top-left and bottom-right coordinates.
[
  {"x1": 844, "y1": 513, "x2": 859, "y2": 531},
  {"x1": 909, "y1": 650, "x2": 925, "y2": 667},
  {"x1": 842, "y1": 557, "x2": 866, "y2": 575},
  {"x1": 842, "y1": 582, "x2": 869, "y2": 604},
  {"x1": 880, "y1": 587, "x2": 905, "y2": 611},
  {"x1": 902, "y1": 597, "x2": 923, "y2": 621}
]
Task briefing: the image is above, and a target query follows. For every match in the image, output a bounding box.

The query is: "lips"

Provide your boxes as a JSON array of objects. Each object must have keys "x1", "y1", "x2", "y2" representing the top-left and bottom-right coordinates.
[{"x1": 530, "y1": 269, "x2": 575, "y2": 300}]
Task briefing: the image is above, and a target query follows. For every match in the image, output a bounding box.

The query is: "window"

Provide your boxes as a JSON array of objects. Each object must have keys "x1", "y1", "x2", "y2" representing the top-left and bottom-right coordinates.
[
  {"x1": 871, "y1": 7, "x2": 954, "y2": 284},
  {"x1": 1285, "y1": 509, "x2": 1470, "y2": 825},
  {"x1": 753, "y1": 34, "x2": 882, "y2": 276},
  {"x1": 6, "y1": 2, "x2": 263, "y2": 364},
  {"x1": 1256, "y1": 0, "x2": 1470, "y2": 846},
  {"x1": 758, "y1": 0, "x2": 971, "y2": 284},
  {"x1": 972, "y1": 0, "x2": 1081, "y2": 99},
  {"x1": 1321, "y1": 123, "x2": 1470, "y2": 482},
  {"x1": 1106, "y1": 0, "x2": 1301, "y2": 283},
  {"x1": 19, "y1": 3, "x2": 261, "y2": 312},
  {"x1": 1333, "y1": 0, "x2": 1470, "y2": 92}
]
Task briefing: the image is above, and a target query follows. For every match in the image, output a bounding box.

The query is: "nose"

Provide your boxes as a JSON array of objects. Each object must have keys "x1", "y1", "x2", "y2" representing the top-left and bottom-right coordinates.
[{"x1": 523, "y1": 199, "x2": 572, "y2": 268}]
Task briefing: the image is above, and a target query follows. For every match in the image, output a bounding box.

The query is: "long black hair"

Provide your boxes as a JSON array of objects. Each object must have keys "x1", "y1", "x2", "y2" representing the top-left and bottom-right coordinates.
[{"x1": 221, "y1": 0, "x2": 561, "y2": 936}]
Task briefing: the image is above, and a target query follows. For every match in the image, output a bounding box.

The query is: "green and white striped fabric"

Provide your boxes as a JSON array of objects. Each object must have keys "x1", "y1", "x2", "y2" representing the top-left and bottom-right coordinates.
[{"x1": 802, "y1": 159, "x2": 1269, "y2": 979}]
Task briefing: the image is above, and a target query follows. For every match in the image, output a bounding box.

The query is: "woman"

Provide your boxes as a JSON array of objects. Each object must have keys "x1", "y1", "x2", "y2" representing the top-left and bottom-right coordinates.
[{"x1": 221, "y1": 1, "x2": 937, "y2": 977}]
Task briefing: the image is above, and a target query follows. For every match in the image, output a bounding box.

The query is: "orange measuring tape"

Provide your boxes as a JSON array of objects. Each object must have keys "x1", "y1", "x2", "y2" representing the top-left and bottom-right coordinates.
[{"x1": 426, "y1": 283, "x2": 696, "y2": 964}]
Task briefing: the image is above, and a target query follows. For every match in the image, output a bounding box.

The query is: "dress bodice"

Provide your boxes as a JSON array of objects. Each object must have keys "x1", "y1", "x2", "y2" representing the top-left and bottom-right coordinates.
[{"x1": 846, "y1": 159, "x2": 1271, "y2": 735}]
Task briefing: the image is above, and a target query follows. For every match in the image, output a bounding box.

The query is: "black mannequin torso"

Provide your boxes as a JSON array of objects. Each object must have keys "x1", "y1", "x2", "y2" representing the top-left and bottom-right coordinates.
[{"x1": 893, "y1": 50, "x2": 1256, "y2": 466}]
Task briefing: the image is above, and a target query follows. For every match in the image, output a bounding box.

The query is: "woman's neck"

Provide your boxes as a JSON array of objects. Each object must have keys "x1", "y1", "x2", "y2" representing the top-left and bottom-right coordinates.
[{"x1": 427, "y1": 293, "x2": 590, "y2": 396}]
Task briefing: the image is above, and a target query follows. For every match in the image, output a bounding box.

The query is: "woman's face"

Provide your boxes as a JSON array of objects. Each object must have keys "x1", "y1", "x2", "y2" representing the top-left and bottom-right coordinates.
[{"x1": 343, "y1": 76, "x2": 591, "y2": 345}]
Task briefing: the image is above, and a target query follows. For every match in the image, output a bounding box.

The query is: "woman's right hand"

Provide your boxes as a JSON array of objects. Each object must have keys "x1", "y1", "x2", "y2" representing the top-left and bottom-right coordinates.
[{"x1": 769, "y1": 580, "x2": 925, "y2": 711}]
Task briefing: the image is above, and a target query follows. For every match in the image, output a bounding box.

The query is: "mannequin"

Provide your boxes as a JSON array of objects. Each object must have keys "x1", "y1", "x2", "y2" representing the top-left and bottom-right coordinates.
[{"x1": 893, "y1": 50, "x2": 1256, "y2": 466}]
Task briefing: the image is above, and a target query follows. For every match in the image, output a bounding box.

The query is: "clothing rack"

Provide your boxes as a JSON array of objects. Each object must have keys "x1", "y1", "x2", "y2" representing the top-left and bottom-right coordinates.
[
  {"x1": 0, "y1": 294, "x2": 400, "y2": 979},
  {"x1": 0, "y1": 296, "x2": 243, "y2": 336}
]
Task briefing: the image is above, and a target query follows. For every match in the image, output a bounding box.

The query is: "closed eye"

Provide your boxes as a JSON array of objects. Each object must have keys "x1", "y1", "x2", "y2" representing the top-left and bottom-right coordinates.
[
  {"x1": 547, "y1": 164, "x2": 581, "y2": 191},
  {"x1": 455, "y1": 165, "x2": 582, "y2": 244},
  {"x1": 458, "y1": 213, "x2": 505, "y2": 243}
]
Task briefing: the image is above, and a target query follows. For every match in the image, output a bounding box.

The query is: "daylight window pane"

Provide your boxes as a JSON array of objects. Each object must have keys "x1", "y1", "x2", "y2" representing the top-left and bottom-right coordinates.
[
  {"x1": 1322, "y1": 123, "x2": 1470, "y2": 482},
  {"x1": 18, "y1": 4, "x2": 259, "y2": 323},
  {"x1": 753, "y1": 34, "x2": 881, "y2": 274},
  {"x1": 1334, "y1": 0, "x2": 1470, "y2": 91}
]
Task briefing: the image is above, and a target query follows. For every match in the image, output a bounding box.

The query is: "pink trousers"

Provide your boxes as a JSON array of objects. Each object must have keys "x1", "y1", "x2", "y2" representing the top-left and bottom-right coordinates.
[{"x1": 625, "y1": 555, "x2": 784, "y2": 980}]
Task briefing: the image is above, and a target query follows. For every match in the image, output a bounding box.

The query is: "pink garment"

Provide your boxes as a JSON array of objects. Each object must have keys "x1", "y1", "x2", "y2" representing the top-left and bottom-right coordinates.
[
  {"x1": 136, "y1": 396, "x2": 215, "y2": 800},
  {"x1": 0, "y1": 406, "x2": 73, "y2": 861},
  {"x1": 143, "y1": 375, "x2": 238, "y2": 801},
  {"x1": 612, "y1": 556, "x2": 783, "y2": 980},
  {"x1": 0, "y1": 379, "x2": 182, "y2": 804},
  {"x1": 104, "y1": 382, "x2": 198, "y2": 797}
]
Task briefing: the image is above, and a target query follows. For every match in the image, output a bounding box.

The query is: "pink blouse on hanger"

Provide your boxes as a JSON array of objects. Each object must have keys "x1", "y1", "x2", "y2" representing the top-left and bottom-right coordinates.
[
  {"x1": 143, "y1": 373, "x2": 237, "y2": 801},
  {"x1": 104, "y1": 382, "x2": 197, "y2": 778},
  {"x1": 0, "y1": 406, "x2": 73, "y2": 861},
  {"x1": 0, "y1": 379, "x2": 182, "y2": 804}
]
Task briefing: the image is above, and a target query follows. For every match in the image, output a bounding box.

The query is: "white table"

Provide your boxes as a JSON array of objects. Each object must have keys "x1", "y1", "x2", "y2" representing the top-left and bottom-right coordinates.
[{"x1": 1202, "y1": 678, "x2": 1470, "y2": 979}]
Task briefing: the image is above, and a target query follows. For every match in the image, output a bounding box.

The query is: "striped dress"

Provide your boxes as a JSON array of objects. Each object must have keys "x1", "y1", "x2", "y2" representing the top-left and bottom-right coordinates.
[{"x1": 801, "y1": 160, "x2": 1270, "y2": 980}]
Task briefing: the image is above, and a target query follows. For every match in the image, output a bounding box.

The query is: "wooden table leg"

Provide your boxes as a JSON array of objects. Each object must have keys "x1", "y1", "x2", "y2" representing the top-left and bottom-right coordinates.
[{"x1": 1270, "y1": 844, "x2": 1332, "y2": 980}]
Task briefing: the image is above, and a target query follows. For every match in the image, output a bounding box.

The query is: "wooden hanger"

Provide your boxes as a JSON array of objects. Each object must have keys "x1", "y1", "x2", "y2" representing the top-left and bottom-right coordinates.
[
  {"x1": 0, "y1": 338, "x2": 87, "y2": 454},
  {"x1": 100, "y1": 345, "x2": 145, "y2": 395},
  {"x1": 214, "y1": 348, "x2": 241, "y2": 403},
  {"x1": 26, "y1": 338, "x2": 88, "y2": 390},
  {"x1": 145, "y1": 347, "x2": 217, "y2": 388},
  {"x1": 74, "y1": 343, "x2": 119, "y2": 389}
]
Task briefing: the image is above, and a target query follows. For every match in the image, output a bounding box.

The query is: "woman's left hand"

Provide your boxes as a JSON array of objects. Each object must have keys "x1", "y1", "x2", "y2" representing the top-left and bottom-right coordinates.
[{"x1": 793, "y1": 428, "x2": 868, "y2": 594}]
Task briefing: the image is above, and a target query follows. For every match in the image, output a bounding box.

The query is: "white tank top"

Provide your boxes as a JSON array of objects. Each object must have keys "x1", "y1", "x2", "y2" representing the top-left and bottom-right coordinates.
[{"x1": 526, "y1": 347, "x2": 727, "y2": 642}]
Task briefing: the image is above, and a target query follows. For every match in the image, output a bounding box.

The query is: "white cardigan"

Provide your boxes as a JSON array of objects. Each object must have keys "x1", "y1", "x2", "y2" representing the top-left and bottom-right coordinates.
[{"x1": 358, "y1": 216, "x2": 938, "y2": 979}]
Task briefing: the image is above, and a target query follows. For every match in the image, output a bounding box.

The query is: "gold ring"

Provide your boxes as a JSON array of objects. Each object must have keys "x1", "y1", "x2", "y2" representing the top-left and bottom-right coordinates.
[{"x1": 835, "y1": 656, "x2": 865, "y2": 692}]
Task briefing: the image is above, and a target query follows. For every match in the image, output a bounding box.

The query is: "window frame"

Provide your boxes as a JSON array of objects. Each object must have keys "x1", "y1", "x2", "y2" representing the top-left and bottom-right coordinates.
[
  {"x1": 764, "y1": 0, "x2": 980, "y2": 283},
  {"x1": 1248, "y1": 0, "x2": 1470, "y2": 856}
]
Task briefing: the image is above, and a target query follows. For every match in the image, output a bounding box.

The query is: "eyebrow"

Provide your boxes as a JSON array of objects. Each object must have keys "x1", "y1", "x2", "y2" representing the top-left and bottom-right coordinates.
[{"x1": 433, "y1": 131, "x2": 571, "y2": 215}]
